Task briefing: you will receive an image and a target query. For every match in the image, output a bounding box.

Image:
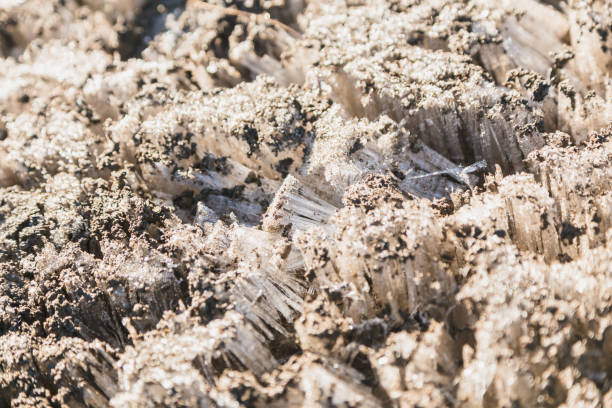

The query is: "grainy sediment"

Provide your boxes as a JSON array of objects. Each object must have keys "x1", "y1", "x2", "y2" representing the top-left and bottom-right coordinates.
[{"x1": 0, "y1": 0, "x2": 611, "y2": 407}]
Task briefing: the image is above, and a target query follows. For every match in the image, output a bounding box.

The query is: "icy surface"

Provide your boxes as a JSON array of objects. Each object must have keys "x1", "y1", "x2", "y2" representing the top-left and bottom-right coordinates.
[{"x1": 1, "y1": 0, "x2": 612, "y2": 407}]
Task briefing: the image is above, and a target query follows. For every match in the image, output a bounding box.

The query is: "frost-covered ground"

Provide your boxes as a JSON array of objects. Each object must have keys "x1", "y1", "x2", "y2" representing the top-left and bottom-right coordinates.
[{"x1": 1, "y1": 0, "x2": 611, "y2": 406}]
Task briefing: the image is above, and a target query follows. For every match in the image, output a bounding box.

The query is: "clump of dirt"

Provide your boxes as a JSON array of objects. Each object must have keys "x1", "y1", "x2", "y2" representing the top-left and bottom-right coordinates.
[{"x1": 1, "y1": 0, "x2": 612, "y2": 407}]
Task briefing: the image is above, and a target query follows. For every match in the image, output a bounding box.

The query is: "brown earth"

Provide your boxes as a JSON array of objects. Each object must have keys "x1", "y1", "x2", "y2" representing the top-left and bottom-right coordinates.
[{"x1": 0, "y1": 0, "x2": 611, "y2": 407}]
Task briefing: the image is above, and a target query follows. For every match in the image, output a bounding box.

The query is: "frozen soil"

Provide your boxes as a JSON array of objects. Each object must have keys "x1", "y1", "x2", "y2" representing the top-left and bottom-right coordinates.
[{"x1": 0, "y1": 0, "x2": 611, "y2": 407}]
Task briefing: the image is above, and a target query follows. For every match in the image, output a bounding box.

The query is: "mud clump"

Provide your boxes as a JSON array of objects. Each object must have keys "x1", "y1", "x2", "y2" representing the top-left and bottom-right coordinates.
[{"x1": 1, "y1": 0, "x2": 612, "y2": 407}]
